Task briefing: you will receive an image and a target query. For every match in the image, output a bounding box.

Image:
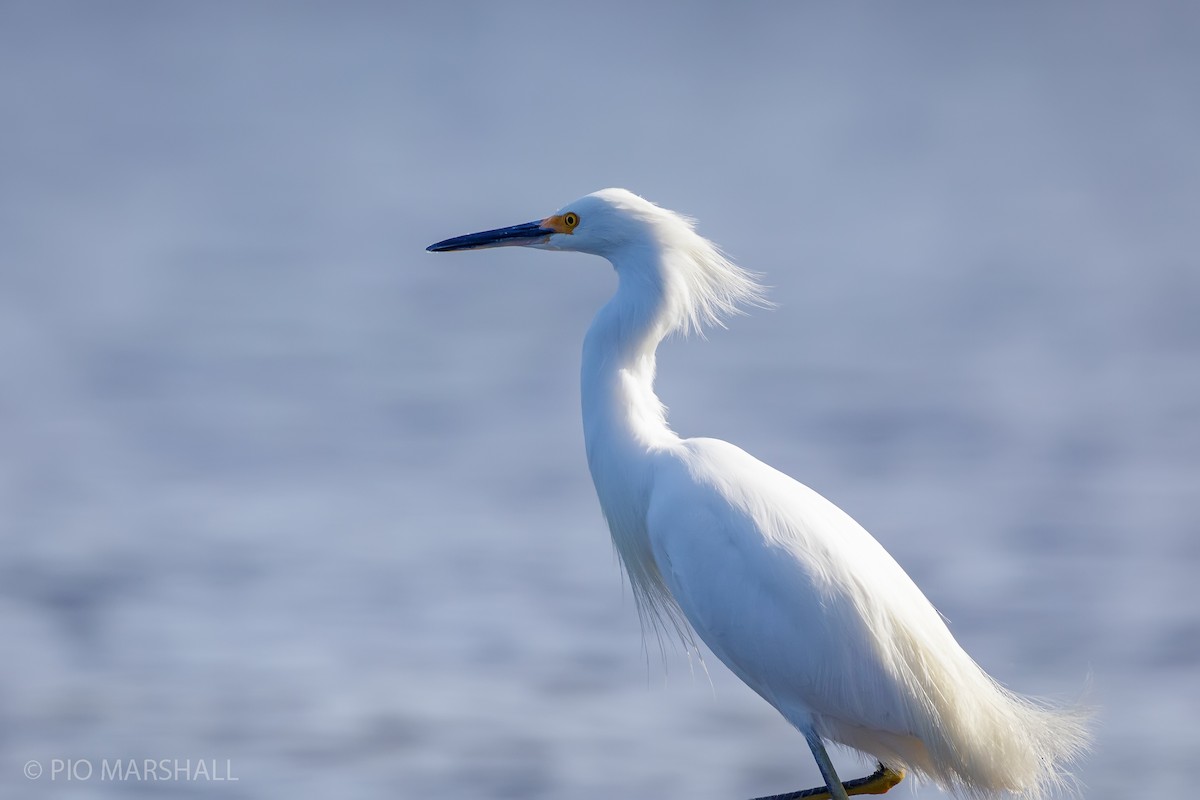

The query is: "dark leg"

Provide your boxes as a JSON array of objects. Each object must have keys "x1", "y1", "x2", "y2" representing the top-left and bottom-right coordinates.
[{"x1": 747, "y1": 731, "x2": 905, "y2": 800}]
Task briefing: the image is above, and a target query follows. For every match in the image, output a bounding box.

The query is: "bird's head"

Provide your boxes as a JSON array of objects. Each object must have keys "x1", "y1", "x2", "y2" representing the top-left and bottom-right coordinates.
[
  {"x1": 426, "y1": 188, "x2": 673, "y2": 258},
  {"x1": 427, "y1": 188, "x2": 769, "y2": 335}
]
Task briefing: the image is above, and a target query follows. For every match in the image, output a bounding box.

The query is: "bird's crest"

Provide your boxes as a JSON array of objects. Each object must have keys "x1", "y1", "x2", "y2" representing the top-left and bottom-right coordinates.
[{"x1": 570, "y1": 189, "x2": 772, "y2": 337}]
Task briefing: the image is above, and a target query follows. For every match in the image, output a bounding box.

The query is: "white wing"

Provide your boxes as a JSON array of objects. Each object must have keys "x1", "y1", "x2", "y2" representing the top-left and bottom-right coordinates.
[{"x1": 646, "y1": 437, "x2": 1083, "y2": 793}]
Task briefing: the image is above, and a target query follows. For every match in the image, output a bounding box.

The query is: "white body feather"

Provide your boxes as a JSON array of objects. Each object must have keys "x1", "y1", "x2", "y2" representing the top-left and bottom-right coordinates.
[{"x1": 572, "y1": 189, "x2": 1089, "y2": 798}]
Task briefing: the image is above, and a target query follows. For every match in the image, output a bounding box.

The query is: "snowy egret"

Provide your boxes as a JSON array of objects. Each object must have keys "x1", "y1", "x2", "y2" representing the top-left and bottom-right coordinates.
[{"x1": 427, "y1": 189, "x2": 1090, "y2": 800}]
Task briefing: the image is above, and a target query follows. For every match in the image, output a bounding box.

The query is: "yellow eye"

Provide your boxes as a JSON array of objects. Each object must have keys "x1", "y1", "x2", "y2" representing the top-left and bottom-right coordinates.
[{"x1": 563, "y1": 212, "x2": 579, "y2": 230}]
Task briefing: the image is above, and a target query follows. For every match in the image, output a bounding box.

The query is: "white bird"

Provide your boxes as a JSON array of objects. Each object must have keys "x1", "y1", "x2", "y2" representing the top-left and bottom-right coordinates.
[{"x1": 427, "y1": 189, "x2": 1090, "y2": 800}]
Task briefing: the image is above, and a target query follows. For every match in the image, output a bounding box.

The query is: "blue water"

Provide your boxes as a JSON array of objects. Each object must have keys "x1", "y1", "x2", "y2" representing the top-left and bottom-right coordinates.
[{"x1": 2, "y1": 3, "x2": 1197, "y2": 798}]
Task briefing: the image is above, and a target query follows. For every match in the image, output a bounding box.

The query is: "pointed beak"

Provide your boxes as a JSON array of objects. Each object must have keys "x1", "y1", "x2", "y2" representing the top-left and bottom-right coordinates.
[{"x1": 426, "y1": 220, "x2": 554, "y2": 252}]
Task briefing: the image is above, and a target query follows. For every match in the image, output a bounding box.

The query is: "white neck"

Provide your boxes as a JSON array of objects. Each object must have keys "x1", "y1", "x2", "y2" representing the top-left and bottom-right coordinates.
[
  {"x1": 580, "y1": 248, "x2": 687, "y2": 637},
  {"x1": 581, "y1": 251, "x2": 681, "y2": 460}
]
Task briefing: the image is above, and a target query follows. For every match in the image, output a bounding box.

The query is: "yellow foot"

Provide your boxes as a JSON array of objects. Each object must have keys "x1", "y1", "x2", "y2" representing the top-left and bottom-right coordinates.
[
  {"x1": 749, "y1": 763, "x2": 905, "y2": 800},
  {"x1": 844, "y1": 764, "x2": 905, "y2": 796}
]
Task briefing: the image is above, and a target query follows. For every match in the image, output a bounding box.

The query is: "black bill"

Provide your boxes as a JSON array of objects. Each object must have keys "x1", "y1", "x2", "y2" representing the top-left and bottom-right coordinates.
[{"x1": 426, "y1": 220, "x2": 553, "y2": 252}]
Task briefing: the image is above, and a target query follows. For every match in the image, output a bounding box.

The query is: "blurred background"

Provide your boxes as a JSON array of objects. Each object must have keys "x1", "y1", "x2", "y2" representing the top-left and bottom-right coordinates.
[{"x1": 2, "y1": 2, "x2": 1197, "y2": 798}]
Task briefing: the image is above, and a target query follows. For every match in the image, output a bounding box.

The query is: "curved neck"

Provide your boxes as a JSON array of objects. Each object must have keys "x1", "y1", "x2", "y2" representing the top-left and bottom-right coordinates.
[
  {"x1": 581, "y1": 256, "x2": 680, "y2": 458},
  {"x1": 579, "y1": 252, "x2": 690, "y2": 641}
]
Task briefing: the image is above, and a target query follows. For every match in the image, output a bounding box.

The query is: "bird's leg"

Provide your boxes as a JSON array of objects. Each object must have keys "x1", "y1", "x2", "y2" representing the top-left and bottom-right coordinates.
[
  {"x1": 746, "y1": 731, "x2": 905, "y2": 800},
  {"x1": 804, "y1": 729, "x2": 852, "y2": 800},
  {"x1": 746, "y1": 763, "x2": 905, "y2": 800}
]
